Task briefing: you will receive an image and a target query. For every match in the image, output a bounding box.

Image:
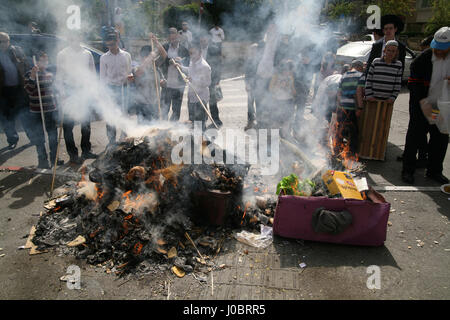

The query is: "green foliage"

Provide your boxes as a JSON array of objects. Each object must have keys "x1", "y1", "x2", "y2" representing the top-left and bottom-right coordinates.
[
  {"x1": 376, "y1": 0, "x2": 416, "y2": 17},
  {"x1": 425, "y1": 0, "x2": 450, "y2": 35},
  {"x1": 276, "y1": 174, "x2": 316, "y2": 197},
  {"x1": 327, "y1": 0, "x2": 357, "y2": 20}
]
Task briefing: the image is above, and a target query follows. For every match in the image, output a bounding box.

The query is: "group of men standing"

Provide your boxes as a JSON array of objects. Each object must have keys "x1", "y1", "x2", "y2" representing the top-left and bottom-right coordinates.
[
  {"x1": 0, "y1": 21, "x2": 225, "y2": 168},
  {"x1": 0, "y1": 31, "x2": 97, "y2": 168},
  {"x1": 243, "y1": 16, "x2": 449, "y2": 185}
]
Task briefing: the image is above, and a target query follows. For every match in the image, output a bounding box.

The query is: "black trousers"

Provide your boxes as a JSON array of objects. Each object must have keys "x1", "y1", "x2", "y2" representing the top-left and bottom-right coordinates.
[
  {"x1": 209, "y1": 85, "x2": 222, "y2": 124},
  {"x1": 408, "y1": 101, "x2": 429, "y2": 160},
  {"x1": 28, "y1": 111, "x2": 58, "y2": 162},
  {"x1": 403, "y1": 99, "x2": 449, "y2": 175},
  {"x1": 254, "y1": 77, "x2": 272, "y2": 128},
  {"x1": 188, "y1": 100, "x2": 207, "y2": 131},
  {"x1": 161, "y1": 87, "x2": 185, "y2": 121},
  {"x1": 247, "y1": 88, "x2": 256, "y2": 123},
  {"x1": 136, "y1": 102, "x2": 158, "y2": 124},
  {"x1": 63, "y1": 118, "x2": 91, "y2": 158},
  {"x1": 0, "y1": 86, "x2": 29, "y2": 145},
  {"x1": 335, "y1": 108, "x2": 359, "y2": 154}
]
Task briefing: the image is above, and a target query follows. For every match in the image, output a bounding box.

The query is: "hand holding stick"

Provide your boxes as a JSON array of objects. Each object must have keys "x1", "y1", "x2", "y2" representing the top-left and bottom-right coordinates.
[{"x1": 170, "y1": 58, "x2": 218, "y2": 129}]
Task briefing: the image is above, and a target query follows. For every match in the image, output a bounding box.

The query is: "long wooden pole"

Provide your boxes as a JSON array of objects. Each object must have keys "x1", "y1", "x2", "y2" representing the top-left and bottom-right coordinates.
[
  {"x1": 33, "y1": 56, "x2": 48, "y2": 151},
  {"x1": 50, "y1": 111, "x2": 65, "y2": 196},
  {"x1": 171, "y1": 58, "x2": 218, "y2": 129},
  {"x1": 151, "y1": 38, "x2": 162, "y2": 120}
]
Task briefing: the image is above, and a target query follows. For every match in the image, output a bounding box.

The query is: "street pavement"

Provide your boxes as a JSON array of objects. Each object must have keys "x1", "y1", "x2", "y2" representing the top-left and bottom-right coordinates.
[{"x1": 0, "y1": 77, "x2": 449, "y2": 300}]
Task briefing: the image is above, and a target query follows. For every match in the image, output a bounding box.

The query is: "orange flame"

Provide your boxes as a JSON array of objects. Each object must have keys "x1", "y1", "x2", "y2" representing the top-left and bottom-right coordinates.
[
  {"x1": 240, "y1": 202, "x2": 251, "y2": 225},
  {"x1": 133, "y1": 242, "x2": 143, "y2": 255}
]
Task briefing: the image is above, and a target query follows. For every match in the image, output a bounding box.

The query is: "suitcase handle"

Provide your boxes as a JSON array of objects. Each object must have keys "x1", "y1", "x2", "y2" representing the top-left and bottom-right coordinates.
[{"x1": 311, "y1": 207, "x2": 353, "y2": 235}]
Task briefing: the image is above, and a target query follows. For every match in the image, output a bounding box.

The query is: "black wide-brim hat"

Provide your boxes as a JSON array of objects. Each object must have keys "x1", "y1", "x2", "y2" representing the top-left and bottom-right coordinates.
[{"x1": 381, "y1": 15, "x2": 405, "y2": 34}]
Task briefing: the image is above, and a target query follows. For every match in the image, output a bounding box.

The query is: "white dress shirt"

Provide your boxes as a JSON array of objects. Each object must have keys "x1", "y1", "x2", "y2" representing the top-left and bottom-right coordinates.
[
  {"x1": 210, "y1": 27, "x2": 225, "y2": 44},
  {"x1": 181, "y1": 57, "x2": 211, "y2": 103},
  {"x1": 99, "y1": 48, "x2": 132, "y2": 86}
]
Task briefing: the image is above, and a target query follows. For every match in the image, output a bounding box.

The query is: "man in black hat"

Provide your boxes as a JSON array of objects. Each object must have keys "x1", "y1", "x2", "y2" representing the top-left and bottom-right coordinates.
[{"x1": 366, "y1": 15, "x2": 407, "y2": 77}]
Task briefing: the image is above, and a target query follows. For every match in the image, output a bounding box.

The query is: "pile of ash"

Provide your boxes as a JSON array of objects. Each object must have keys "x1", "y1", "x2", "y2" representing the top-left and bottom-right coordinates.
[{"x1": 32, "y1": 128, "x2": 276, "y2": 276}]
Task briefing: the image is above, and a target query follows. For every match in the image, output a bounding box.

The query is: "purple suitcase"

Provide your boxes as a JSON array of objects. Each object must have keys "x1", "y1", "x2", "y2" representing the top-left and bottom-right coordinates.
[{"x1": 273, "y1": 192, "x2": 390, "y2": 246}]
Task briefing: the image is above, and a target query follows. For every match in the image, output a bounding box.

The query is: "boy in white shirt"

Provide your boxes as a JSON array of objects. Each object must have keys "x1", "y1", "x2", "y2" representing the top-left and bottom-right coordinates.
[
  {"x1": 99, "y1": 30, "x2": 132, "y2": 145},
  {"x1": 177, "y1": 41, "x2": 211, "y2": 130}
]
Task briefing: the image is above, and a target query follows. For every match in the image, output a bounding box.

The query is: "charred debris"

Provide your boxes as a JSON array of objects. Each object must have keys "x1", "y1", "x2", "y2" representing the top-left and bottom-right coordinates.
[{"x1": 32, "y1": 128, "x2": 279, "y2": 276}]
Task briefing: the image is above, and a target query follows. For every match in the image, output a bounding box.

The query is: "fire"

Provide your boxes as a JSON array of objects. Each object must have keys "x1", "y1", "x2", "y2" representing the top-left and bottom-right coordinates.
[
  {"x1": 240, "y1": 202, "x2": 251, "y2": 225},
  {"x1": 121, "y1": 190, "x2": 158, "y2": 215},
  {"x1": 329, "y1": 118, "x2": 359, "y2": 171},
  {"x1": 133, "y1": 242, "x2": 143, "y2": 255}
]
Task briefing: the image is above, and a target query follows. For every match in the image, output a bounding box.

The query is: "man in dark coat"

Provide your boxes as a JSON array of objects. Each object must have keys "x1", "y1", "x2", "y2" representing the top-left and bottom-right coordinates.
[
  {"x1": 366, "y1": 15, "x2": 407, "y2": 77},
  {"x1": 200, "y1": 33, "x2": 223, "y2": 127},
  {"x1": 401, "y1": 27, "x2": 450, "y2": 185},
  {"x1": 0, "y1": 32, "x2": 29, "y2": 149}
]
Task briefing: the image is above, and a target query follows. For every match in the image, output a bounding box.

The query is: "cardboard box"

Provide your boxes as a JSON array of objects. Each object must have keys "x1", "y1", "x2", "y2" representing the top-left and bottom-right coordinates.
[{"x1": 322, "y1": 170, "x2": 363, "y2": 200}]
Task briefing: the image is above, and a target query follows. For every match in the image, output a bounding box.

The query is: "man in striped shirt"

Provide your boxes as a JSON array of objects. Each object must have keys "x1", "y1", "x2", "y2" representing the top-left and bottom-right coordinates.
[
  {"x1": 335, "y1": 60, "x2": 365, "y2": 154},
  {"x1": 24, "y1": 52, "x2": 57, "y2": 169},
  {"x1": 365, "y1": 40, "x2": 403, "y2": 103}
]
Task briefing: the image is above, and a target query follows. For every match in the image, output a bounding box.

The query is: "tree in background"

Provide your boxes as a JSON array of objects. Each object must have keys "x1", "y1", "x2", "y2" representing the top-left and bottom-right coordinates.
[
  {"x1": 162, "y1": 2, "x2": 213, "y2": 33},
  {"x1": 326, "y1": 0, "x2": 356, "y2": 20},
  {"x1": 425, "y1": 0, "x2": 450, "y2": 35},
  {"x1": 376, "y1": 0, "x2": 416, "y2": 18}
]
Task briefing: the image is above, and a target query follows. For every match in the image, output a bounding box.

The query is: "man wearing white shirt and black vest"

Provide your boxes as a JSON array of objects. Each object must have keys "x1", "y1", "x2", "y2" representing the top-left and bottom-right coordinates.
[{"x1": 100, "y1": 30, "x2": 132, "y2": 145}]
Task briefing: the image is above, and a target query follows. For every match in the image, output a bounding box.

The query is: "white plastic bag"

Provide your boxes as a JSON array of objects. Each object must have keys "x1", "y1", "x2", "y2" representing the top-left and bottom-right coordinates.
[
  {"x1": 235, "y1": 225, "x2": 273, "y2": 248},
  {"x1": 437, "y1": 80, "x2": 450, "y2": 134}
]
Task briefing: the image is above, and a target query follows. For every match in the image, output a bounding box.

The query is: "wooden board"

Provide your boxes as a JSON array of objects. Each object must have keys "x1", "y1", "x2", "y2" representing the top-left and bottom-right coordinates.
[{"x1": 358, "y1": 100, "x2": 394, "y2": 160}]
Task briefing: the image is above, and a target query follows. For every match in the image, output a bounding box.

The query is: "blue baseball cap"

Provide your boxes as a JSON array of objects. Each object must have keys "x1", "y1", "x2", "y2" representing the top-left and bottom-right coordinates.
[{"x1": 431, "y1": 27, "x2": 450, "y2": 50}]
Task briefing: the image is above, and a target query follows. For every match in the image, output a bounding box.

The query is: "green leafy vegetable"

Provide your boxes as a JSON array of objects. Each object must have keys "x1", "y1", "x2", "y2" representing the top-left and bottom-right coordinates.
[{"x1": 276, "y1": 174, "x2": 316, "y2": 196}]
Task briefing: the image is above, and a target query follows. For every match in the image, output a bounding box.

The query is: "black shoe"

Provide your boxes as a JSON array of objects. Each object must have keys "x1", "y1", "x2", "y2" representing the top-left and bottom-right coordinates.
[
  {"x1": 8, "y1": 142, "x2": 17, "y2": 150},
  {"x1": 425, "y1": 172, "x2": 449, "y2": 184},
  {"x1": 416, "y1": 158, "x2": 428, "y2": 169},
  {"x1": 396, "y1": 155, "x2": 403, "y2": 161},
  {"x1": 81, "y1": 151, "x2": 98, "y2": 159},
  {"x1": 50, "y1": 159, "x2": 64, "y2": 167},
  {"x1": 401, "y1": 172, "x2": 414, "y2": 184}
]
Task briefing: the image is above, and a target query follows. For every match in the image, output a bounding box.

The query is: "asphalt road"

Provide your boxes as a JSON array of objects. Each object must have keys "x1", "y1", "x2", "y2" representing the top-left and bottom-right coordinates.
[{"x1": 0, "y1": 78, "x2": 449, "y2": 300}]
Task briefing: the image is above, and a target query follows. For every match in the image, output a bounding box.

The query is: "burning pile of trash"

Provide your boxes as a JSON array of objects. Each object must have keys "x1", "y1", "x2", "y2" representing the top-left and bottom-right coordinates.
[{"x1": 31, "y1": 128, "x2": 276, "y2": 276}]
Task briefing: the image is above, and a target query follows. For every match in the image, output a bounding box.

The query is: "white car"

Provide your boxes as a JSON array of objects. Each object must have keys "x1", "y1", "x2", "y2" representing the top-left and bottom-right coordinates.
[{"x1": 335, "y1": 40, "x2": 416, "y2": 82}]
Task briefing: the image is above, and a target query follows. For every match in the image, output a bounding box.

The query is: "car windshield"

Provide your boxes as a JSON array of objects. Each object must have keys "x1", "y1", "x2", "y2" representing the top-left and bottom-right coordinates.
[{"x1": 337, "y1": 42, "x2": 372, "y2": 57}]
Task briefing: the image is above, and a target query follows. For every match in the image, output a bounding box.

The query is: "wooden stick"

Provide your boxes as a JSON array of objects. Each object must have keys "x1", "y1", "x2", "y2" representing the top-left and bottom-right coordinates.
[
  {"x1": 50, "y1": 111, "x2": 65, "y2": 196},
  {"x1": 184, "y1": 232, "x2": 205, "y2": 260},
  {"x1": 171, "y1": 59, "x2": 218, "y2": 129},
  {"x1": 151, "y1": 38, "x2": 162, "y2": 120},
  {"x1": 32, "y1": 56, "x2": 48, "y2": 150}
]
